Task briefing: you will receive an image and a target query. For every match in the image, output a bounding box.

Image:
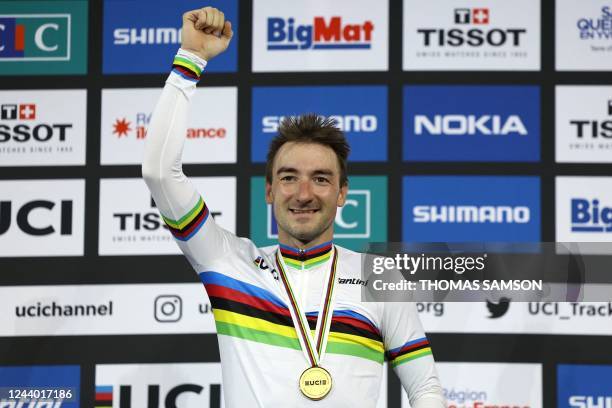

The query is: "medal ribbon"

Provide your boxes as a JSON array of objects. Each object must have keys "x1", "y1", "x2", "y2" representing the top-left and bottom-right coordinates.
[{"x1": 275, "y1": 247, "x2": 339, "y2": 367}]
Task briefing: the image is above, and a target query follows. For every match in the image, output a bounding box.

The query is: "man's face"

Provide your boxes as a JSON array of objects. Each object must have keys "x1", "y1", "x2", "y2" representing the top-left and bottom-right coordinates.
[{"x1": 266, "y1": 142, "x2": 348, "y2": 246}]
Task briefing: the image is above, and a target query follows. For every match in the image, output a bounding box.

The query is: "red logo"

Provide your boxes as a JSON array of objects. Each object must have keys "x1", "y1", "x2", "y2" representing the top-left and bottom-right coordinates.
[
  {"x1": 472, "y1": 8, "x2": 489, "y2": 25},
  {"x1": 19, "y1": 104, "x2": 36, "y2": 120},
  {"x1": 112, "y1": 118, "x2": 132, "y2": 138}
]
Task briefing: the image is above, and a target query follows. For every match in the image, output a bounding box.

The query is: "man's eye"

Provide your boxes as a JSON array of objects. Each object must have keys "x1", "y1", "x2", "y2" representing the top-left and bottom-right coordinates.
[
  {"x1": 315, "y1": 177, "x2": 330, "y2": 183},
  {"x1": 280, "y1": 176, "x2": 296, "y2": 182}
]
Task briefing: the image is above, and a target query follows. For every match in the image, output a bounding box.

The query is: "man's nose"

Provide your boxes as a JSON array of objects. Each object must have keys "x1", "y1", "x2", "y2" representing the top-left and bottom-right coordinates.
[{"x1": 296, "y1": 180, "x2": 314, "y2": 202}]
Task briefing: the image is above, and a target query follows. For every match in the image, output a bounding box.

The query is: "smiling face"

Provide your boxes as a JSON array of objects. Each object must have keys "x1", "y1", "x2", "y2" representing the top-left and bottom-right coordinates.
[{"x1": 265, "y1": 142, "x2": 348, "y2": 248}]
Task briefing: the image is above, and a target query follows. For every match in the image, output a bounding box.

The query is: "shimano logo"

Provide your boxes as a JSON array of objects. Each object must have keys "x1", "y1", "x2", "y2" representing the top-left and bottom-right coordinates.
[
  {"x1": 262, "y1": 115, "x2": 377, "y2": 133},
  {"x1": 113, "y1": 27, "x2": 181, "y2": 45},
  {"x1": 569, "y1": 395, "x2": 612, "y2": 408},
  {"x1": 571, "y1": 198, "x2": 612, "y2": 232},
  {"x1": 267, "y1": 17, "x2": 374, "y2": 50},
  {"x1": 414, "y1": 115, "x2": 527, "y2": 136},
  {"x1": 413, "y1": 205, "x2": 530, "y2": 223}
]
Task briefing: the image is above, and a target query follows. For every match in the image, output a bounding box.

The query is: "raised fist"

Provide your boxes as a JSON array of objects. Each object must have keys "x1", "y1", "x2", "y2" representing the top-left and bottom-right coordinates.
[{"x1": 181, "y1": 7, "x2": 233, "y2": 61}]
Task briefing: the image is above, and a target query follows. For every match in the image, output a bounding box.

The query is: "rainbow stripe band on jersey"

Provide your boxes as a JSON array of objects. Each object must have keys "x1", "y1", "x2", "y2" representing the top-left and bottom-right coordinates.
[
  {"x1": 161, "y1": 196, "x2": 209, "y2": 241},
  {"x1": 386, "y1": 337, "x2": 433, "y2": 368},
  {"x1": 199, "y1": 271, "x2": 385, "y2": 363},
  {"x1": 172, "y1": 55, "x2": 202, "y2": 82},
  {"x1": 279, "y1": 241, "x2": 334, "y2": 269}
]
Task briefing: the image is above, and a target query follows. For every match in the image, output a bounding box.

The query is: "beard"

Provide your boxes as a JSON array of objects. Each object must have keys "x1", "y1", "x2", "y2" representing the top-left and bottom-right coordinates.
[{"x1": 275, "y1": 208, "x2": 335, "y2": 245}]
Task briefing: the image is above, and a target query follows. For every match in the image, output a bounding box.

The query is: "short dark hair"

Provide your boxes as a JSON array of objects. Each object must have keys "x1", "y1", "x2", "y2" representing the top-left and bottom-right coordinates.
[{"x1": 265, "y1": 114, "x2": 350, "y2": 186}]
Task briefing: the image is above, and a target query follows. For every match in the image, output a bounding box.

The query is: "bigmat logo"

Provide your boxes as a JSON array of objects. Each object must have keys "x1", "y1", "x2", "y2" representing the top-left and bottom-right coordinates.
[
  {"x1": 95, "y1": 363, "x2": 223, "y2": 408},
  {"x1": 0, "y1": 0, "x2": 87, "y2": 75},
  {"x1": 99, "y1": 177, "x2": 236, "y2": 255},
  {"x1": 252, "y1": 86, "x2": 387, "y2": 162},
  {"x1": 101, "y1": 87, "x2": 237, "y2": 165},
  {"x1": 0, "y1": 90, "x2": 86, "y2": 166},
  {"x1": 0, "y1": 365, "x2": 80, "y2": 407},
  {"x1": 0, "y1": 179, "x2": 84, "y2": 257},
  {"x1": 556, "y1": 177, "x2": 612, "y2": 246},
  {"x1": 103, "y1": 0, "x2": 237, "y2": 73},
  {"x1": 403, "y1": 0, "x2": 540, "y2": 71},
  {"x1": 403, "y1": 176, "x2": 540, "y2": 242},
  {"x1": 401, "y1": 363, "x2": 542, "y2": 408},
  {"x1": 556, "y1": 1, "x2": 612, "y2": 71},
  {"x1": 252, "y1": 0, "x2": 388, "y2": 72},
  {"x1": 250, "y1": 176, "x2": 387, "y2": 251},
  {"x1": 403, "y1": 85, "x2": 540, "y2": 162},
  {"x1": 556, "y1": 86, "x2": 612, "y2": 163},
  {"x1": 558, "y1": 364, "x2": 612, "y2": 408}
]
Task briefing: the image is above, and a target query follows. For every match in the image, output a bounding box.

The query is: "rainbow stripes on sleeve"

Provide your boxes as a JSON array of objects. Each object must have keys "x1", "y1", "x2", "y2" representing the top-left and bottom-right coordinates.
[
  {"x1": 161, "y1": 196, "x2": 209, "y2": 241},
  {"x1": 386, "y1": 337, "x2": 433, "y2": 368},
  {"x1": 172, "y1": 55, "x2": 202, "y2": 82},
  {"x1": 199, "y1": 271, "x2": 385, "y2": 364}
]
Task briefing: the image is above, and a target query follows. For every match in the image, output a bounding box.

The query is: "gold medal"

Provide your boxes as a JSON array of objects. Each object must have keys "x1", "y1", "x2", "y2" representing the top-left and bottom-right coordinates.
[{"x1": 299, "y1": 366, "x2": 332, "y2": 400}]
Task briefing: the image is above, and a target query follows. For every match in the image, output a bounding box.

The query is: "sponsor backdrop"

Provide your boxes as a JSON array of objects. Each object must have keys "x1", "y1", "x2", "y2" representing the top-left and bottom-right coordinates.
[{"x1": 0, "y1": 0, "x2": 610, "y2": 407}]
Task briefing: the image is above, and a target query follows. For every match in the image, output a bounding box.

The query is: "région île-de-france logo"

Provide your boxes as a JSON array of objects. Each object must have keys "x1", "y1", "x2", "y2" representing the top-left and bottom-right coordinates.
[
  {"x1": 418, "y1": 7, "x2": 526, "y2": 47},
  {"x1": 577, "y1": 6, "x2": 612, "y2": 40},
  {"x1": 0, "y1": 14, "x2": 70, "y2": 61},
  {"x1": 267, "y1": 16, "x2": 374, "y2": 50},
  {"x1": 112, "y1": 114, "x2": 227, "y2": 140}
]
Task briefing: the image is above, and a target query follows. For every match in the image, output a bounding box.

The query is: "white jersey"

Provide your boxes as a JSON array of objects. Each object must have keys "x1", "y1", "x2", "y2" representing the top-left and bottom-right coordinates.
[{"x1": 142, "y1": 54, "x2": 445, "y2": 408}]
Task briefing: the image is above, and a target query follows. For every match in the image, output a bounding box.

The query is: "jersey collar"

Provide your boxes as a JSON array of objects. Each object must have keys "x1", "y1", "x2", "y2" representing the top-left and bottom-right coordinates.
[{"x1": 279, "y1": 240, "x2": 334, "y2": 270}]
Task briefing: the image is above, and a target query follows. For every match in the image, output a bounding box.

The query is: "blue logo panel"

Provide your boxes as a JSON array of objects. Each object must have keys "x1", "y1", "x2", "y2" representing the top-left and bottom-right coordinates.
[
  {"x1": 103, "y1": 0, "x2": 237, "y2": 73},
  {"x1": 558, "y1": 364, "x2": 612, "y2": 408},
  {"x1": 251, "y1": 86, "x2": 388, "y2": 162},
  {"x1": 0, "y1": 365, "x2": 80, "y2": 406},
  {"x1": 403, "y1": 85, "x2": 540, "y2": 162},
  {"x1": 402, "y1": 176, "x2": 540, "y2": 242}
]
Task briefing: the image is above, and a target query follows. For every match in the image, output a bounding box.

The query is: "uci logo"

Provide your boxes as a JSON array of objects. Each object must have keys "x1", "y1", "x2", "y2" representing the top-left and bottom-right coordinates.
[
  {"x1": 0, "y1": 199, "x2": 73, "y2": 236},
  {"x1": 267, "y1": 189, "x2": 371, "y2": 239},
  {"x1": 95, "y1": 383, "x2": 222, "y2": 408}
]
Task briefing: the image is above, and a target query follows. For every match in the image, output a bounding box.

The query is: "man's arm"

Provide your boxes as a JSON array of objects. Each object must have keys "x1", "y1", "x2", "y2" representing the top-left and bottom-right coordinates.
[
  {"x1": 142, "y1": 7, "x2": 237, "y2": 265},
  {"x1": 381, "y1": 302, "x2": 447, "y2": 408}
]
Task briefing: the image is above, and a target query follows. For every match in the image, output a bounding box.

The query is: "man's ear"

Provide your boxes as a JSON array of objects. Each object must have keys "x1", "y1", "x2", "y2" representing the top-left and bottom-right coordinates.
[
  {"x1": 337, "y1": 183, "x2": 348, "y2": 207},
  {"x1": 265, "y1": 181, "x2": 273, "y2": 204}
]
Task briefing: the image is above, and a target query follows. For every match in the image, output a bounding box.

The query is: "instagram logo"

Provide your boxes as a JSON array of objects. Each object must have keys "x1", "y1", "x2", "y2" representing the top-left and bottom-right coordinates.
[{"x1": 154, "y1": 295, "x2": 182, "y2": 322}]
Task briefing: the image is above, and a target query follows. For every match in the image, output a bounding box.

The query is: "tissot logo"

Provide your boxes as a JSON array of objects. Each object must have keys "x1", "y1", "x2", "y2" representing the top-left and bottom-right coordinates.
[
  {"x1": 403, "y1": 86, "x2": 540, "y2": 162},
  {"x1": 99, "y1": 178, "x2": 234, "y2": 256},
  {"x1": 417, "y1": 8, "x2": 526, "y2": 47},
  {"x1": 556, "y1": 86, "x2": 612, "y2": 162},
  {"x1": 0, "y1": 90, "x2": 86, "y2": 166},
  {"x1": 267, "y1": 17, "x2": 374, "y2": 50},
  {"x1": 403, "y1": 0, "x2": 540, "y2": 70},
  {"x1": 95, "y1": 363, "x2": 223, "y2": 408}
]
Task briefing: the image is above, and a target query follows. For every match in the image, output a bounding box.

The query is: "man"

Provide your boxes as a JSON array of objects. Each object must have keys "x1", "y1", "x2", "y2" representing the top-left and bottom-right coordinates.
[{"x1": 142, "y1": 6, "x2": 445, "y2": 407}]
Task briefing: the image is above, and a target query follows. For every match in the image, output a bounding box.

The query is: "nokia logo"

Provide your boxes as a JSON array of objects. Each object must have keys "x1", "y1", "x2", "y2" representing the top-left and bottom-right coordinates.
[
  {"x1": 113, "y1": 27, "x2": 181, "y2": 45},
  {"x1": 413, "y1": 205, "x2": 531, "y2": 224},
  {"x1": 414, "y1": 114, "x2": 527, "y2": 136},
  {"x1": 267, "y1": 17, "x2": 374, "y2": 50}
]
